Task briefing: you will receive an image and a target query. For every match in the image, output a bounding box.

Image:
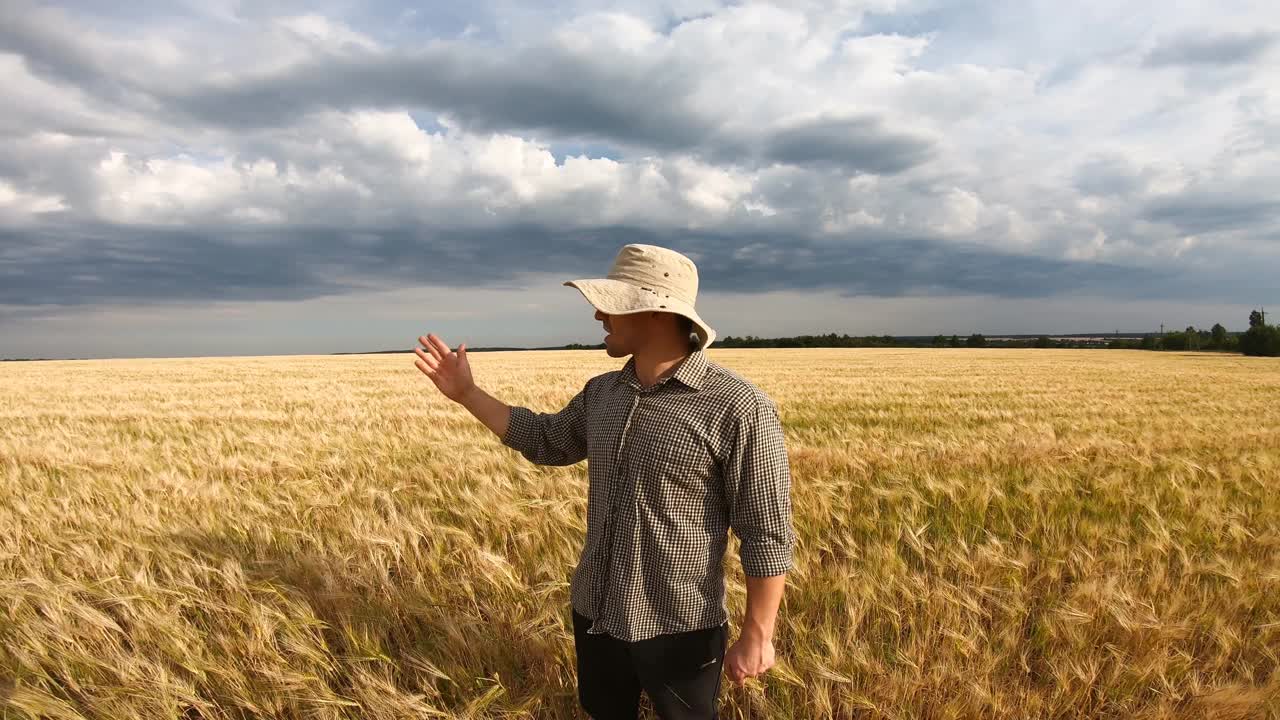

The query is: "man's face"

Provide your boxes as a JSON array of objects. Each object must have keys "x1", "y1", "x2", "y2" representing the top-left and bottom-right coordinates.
[{"x1": 595, "y1": 308, "x2": 646, "y2": 357}]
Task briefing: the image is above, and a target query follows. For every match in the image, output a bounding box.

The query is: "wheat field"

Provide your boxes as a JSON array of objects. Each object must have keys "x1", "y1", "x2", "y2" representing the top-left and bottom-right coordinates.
[{"x1": 1, "y1": 348, "x2": 1278, "y2": 720}]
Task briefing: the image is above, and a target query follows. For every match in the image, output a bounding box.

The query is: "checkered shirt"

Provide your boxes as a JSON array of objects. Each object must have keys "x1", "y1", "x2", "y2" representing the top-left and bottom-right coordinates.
[{"x1": 500, "y1": 348, "x2": 795, "y2": 642}]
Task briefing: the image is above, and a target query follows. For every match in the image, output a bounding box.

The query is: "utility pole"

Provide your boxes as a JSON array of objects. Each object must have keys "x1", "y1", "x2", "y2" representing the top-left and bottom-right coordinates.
[{"x1": 1160, "y1": 323, "x2": 1164, "y2": 335}]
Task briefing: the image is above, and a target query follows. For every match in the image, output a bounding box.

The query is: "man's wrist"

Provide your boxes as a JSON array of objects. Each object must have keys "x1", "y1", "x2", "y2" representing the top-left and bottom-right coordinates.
[
  {"x1": 740, "y1": 618, "x2": 774, "y2": 641},
  {"x1": 457, "y1": 384, "x2": 481, "y2": 407}
]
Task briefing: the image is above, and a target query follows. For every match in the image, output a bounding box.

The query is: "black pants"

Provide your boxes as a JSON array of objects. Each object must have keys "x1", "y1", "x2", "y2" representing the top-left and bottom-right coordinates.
[{"x1": 572, "y1": 608, "x2": 728, "y2": 720}]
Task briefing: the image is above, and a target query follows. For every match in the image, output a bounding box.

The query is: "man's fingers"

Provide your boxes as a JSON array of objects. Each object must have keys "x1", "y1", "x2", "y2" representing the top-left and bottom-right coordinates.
[
  {"x1": 427, "y1": 333, "x2": 453, "y2": 359},
  {"x1": 417, "y1": 336, "x2": 441, "y2": 362},
  {"x1": 419, "y1": 336, "x2": 444, "y2": 362},
  {"x1": 415, "y1": 358, "x2": 435, "y2": 377},
  {"x1": 414, "y1": 346, "x2": 440, "y2": 370},
  {"x1": 420, "y1": 334, "x2": 452, "y2": 362},
  {"x1": 417, "y1": 355, "x2": 441, "y2": 376}
]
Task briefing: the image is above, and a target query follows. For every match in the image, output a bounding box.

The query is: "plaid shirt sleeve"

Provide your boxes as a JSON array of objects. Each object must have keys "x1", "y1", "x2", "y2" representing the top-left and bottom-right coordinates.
[
  {"x1": 501, "y1": 381, "x2": 590, "y2": 466},
  {"x1": 722, "y1": 394, "x2": 795, "y2": 577}
]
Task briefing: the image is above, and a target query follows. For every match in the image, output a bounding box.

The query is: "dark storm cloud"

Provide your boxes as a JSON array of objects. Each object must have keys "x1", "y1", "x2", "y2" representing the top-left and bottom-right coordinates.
[
  {"x1": 1143, "y1": 31, "x2": 1277, "y2": 67},
  {"x1": 0, "y1": 225, "x2": 350, "y2": 306},
  {"x1": 0, "y1": 3, "x2": 151, "y2": 116},
  {"x1": 0, "y1": 4, "x2": 108, "y2": 91},
  {"x1": 0, "y1": 6, "x2": 932, "y2": 175},
  {"x1": 0, "y1": 221, "x2": 1217, "y2": 313},
  {"x1": 1144, "y1": 193, "x2": 1280, "y2": 234},
  {"x1": 1073, "y1": 155, "x2": 1146, "y2": 198},
  {"x1": 161, "y1": 50, "x2": 935, "y2": 174},
  {"x1": 164, "y1": 45, "x2": 716, "y2": 152},
  {"x1": 0, "y1": 3, "x2": 712, "y2": 152},
  {"x1": 2, "y1": 0, "x2": 1277, "y2": 347},
  {"x1": 684, "y1": 232, "x2": 1180, "y2": 300},
  {"x1": 759, "y1": 116, "x2": 935, "y2": 175}
]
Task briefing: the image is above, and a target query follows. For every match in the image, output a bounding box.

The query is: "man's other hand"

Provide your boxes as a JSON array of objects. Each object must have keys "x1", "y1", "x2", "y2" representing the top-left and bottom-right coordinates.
[
  {"x1": 724, "y1": 627, "x2": 775, "y2": 687},
  {"x1": 414, "y1": 333, "x2": 475, "y2": 403}
]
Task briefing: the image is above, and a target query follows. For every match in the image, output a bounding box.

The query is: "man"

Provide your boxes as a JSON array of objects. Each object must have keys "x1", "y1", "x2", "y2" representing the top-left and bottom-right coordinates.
[{"x1": 413, "y1": 243, "x2": 795, "y2": 720}]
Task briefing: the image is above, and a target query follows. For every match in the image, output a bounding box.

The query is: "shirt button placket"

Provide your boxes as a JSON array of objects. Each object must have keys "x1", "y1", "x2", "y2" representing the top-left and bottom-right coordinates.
[{"x1": 593, "y1": 387, "x2": 642, "y2": 636}]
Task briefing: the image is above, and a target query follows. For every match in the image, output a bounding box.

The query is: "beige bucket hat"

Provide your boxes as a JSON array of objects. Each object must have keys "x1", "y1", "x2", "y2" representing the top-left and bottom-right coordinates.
[{"x1": 564, "y1": 243, "x2": 717, "y2": 351}]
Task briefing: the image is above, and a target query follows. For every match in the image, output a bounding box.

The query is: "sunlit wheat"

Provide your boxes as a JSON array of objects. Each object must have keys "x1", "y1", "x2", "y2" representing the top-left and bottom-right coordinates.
[{"x1": 2, "y1": 349, "x2": 1278, "y2": 719}]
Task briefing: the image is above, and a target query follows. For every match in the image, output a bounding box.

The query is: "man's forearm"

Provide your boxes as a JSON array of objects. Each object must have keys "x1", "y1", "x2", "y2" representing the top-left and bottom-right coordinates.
[
  {"x1": 458, "y1": 385, "x2": 511, "y2": 440},
  {"x1": 741, "y1": 573, "x2": 786, "y2": 639}
]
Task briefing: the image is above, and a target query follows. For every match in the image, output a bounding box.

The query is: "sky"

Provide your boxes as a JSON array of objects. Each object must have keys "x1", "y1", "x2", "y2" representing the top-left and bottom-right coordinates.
[{"x1": 1, "y1": 0, "x2": 1277, "y2": 359}]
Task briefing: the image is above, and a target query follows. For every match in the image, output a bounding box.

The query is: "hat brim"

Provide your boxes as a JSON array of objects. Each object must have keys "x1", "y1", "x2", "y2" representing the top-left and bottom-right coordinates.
[{"x1": 564, "y1": 278, "x2": 717, "y2": 350}]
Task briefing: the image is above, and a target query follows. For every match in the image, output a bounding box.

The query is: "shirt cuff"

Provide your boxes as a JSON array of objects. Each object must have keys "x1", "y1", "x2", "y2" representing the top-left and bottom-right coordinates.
[
  {"x1": 501, "y1": 406, "x2": 537, "y2": 452},
  {"x1": 740, "y1": 539, "x2": 793, "y2": 577}
]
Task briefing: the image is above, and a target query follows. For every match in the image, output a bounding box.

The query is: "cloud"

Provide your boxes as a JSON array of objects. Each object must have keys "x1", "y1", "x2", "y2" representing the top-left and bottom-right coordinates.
[
  {"x1": 164, "y1": 43, "x2": 717, "y2": 150},
  {"x1": 1144, "y1": 192, "x2": 1280, "y2": 235},
  {"x1": 759, "y1": 114, "x2": 935, "y2": 174},
  {"x1": 1073, "y1": 154, "x2": 1148, "y2": 198},
  {"x1": 1, "y1": 0, "x2": 1279, "y2": 357},
  {"x1": 0, "y1": 224, "x2": 350, "y2": 307},
  {"x1": 1144, "y1": 30, "x2": 1276, "y2": 67},
  {"x1": 0, "y1": 221, "x2": 1230, "y2": 312},
  {"x1": 0, "y1": 3, "x2": 956, "y2": 176}
]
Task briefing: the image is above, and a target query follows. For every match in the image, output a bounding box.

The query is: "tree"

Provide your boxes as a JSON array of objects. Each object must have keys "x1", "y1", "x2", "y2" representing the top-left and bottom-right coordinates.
[
  {"x1": 949, "y1": 335, "x2": 961, "y2": 347},
  {"x1": 1034, "y1": 335, "x2": 1054, "y2": 348},
  {"x1": 1240, "y1": 325, "x2": 1280, "y2": 356},
  {"x1": 931, "y1": 335, "x2": 946, "y2": 347},
  {"x1": 1241, "y1": 308, "x2": 1280, "y2": 357},
  {"x1": 966, "y1": 333, "x2": 987, "y2": 348},
  {"x1": 1184, "y1": 326, "x2": 1200, "y2": 351},
  {"x1": 1162, "y1": 332, "x2": 1189, "y2": 351},
  {"x1": 1211, "y1": 323, "x2": 1228, "y2": 349}
]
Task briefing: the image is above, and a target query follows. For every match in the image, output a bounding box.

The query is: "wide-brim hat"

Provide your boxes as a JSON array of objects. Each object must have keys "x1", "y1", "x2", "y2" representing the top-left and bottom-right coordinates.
[{"x1": 563, "y1": 243, "x2": 717, "y2": 351}]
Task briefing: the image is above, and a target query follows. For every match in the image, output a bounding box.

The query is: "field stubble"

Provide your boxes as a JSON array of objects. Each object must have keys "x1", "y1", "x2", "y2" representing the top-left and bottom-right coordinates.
[{"x1": 1, "y1": 349, "x2": 1278, "y2": 719}]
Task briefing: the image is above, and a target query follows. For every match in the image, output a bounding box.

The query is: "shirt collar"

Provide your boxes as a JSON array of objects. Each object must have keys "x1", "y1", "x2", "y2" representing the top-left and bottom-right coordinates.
[{"x1": 616, "y1": 348, "x2": 708, "y2": 392}]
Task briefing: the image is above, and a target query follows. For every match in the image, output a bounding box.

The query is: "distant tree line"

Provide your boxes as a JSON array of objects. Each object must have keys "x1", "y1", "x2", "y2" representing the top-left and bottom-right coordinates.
[
  {"x1": 717, "y1": 333, "x2": 1021, "y2": 349},
  {"x1": 1106, "y1": 323, "x2": 1235, "y2": 352},
  {"x1": 718, "y1": 333, "x2": 905, "y2": 348},
  {"x1": 716, "y1": 332, "x2": 1093, "y2": 350},
  {"x1": 1103, "y1": 309, "x2": 1277, "y2": 356},
  {"x1": 926, "y1": 334, "x2": 991, "y2": 348},
  {"x1": 711, "y1": 309, "x2": 1278, "y2": 356},
  {"x1": 1241, "y1": 309, "x2": 1280, "y2": 357}
]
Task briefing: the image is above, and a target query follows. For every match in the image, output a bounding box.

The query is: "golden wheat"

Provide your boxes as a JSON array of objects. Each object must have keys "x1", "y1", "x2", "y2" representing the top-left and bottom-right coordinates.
[{"x1": 2, "y1": 349, "x2": 1278, "y2": 719}]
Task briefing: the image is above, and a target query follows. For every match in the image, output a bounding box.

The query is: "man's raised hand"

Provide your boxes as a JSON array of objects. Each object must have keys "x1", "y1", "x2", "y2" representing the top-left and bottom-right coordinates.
[{"x1": 414, "y1": 333, "x2": 475, "y2": 403}]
